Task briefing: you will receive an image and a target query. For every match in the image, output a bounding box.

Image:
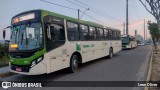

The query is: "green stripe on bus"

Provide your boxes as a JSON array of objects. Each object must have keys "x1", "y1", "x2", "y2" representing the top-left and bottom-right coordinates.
[
  {"x1": 76, "y1": 43, "x2": 81, "y2": 51},
  {"x1": 10, "y1": 48, "x2": 46, "y2": 65},
  {"x1": 83, "y1": 44, "x2": 95, "y2": 48}
]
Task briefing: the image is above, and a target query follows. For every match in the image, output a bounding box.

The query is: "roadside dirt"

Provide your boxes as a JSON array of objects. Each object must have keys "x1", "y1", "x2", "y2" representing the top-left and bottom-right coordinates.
[{"x1": 149, "y1": 45, "x2": 160, "y2": 90}]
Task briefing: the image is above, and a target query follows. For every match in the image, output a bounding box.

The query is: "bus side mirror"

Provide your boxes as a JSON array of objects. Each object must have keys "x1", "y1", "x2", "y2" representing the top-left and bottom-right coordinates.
[
  {"x1": 3, "y1": 29, "x2": 6, "y2": 39},
  {"x1": 3, "y1": 26, "x2": 11, "y2": 40}
]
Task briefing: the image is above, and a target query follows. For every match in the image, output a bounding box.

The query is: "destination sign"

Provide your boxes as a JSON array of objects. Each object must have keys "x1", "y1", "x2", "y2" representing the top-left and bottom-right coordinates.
[{"x1": 13, "y1": 13, "x2": 35, "y2": 24}]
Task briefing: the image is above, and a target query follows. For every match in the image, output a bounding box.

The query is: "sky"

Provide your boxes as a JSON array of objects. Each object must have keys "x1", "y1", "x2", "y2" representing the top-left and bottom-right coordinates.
[{"x1": 0, "y1": 0, "x2": 156, "y2": 40}]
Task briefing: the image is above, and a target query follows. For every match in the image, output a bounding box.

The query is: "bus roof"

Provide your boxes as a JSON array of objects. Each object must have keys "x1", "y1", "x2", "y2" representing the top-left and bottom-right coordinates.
[
  {"x1": 43, "y1": 10, "x2": 103, "y2": 27},
  {"x1": 12, "y1": 9, "x2": 120, "y2": 31}
]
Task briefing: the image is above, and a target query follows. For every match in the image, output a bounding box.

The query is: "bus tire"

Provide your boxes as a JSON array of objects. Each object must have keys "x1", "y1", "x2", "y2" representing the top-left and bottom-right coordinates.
[
  {"x1": 69, "y1": 54, "x2": 79, "y2": 73},
  {"x1": 107, "y1": 48, "x2": 113, "y2": 59}
]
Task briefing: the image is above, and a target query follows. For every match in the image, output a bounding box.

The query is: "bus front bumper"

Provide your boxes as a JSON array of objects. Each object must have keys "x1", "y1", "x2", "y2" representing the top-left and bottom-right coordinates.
[
  {"x1": 10, "y1": 62, "x2": 47, "y2": 75},
  {"x1": 122, "y1": 46, "x2": 130, "y2": 49}
]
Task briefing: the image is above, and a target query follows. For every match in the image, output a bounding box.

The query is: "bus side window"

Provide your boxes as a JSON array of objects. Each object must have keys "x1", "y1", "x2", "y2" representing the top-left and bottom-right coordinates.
[
  {"x1": 113, "y1": 31, "x2": 115, "y2": 40},
  {"x1": 80, "y1": 24, "x2": 89, "y2": 41},
  {"x1": 108, "y1": 30, "x2": 111, "y2": 40},
  {"x1": 50, "y1": 24, "x2": 65, "y2": 41},
  {"x1": 89, "y1": 26, "x2": 96, "y2": 41},
  {"x1": 96, "y1": 28, "x2": 100, "y2": 40},
  {"x1": 117, "y1": 31, "x2": 119, "y2": 40},
  {"x1": 111, "y1": 31, "x2": 113, "y2": 40},
  {"x1": 100, "y1": 28, "x2": 104, "y2": 40},
  {"x1": 67, "y1": 21, "x2": 79, "y2": 41},
  {"x1": 112, "y1": 31, "x2": 115, "y2": 40},
  {"x1": 96, "y1": 28, "x2": 103, "y2": 40},
  {"x1": 46, "y1": 24, "x2": 65, "y2": 52},
  {"x1": 116, "y1": 31, "x2": 118, "y2": 40}
]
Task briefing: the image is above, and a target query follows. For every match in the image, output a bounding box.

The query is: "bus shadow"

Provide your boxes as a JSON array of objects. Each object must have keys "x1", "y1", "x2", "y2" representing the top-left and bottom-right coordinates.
[
  {"x1": 78, "y1": 53, "x2": 120, "y2": 70},
  {"x1": 122, "y1": 48, "x2": 132, "y2": 50},
  {"x1": 122, "y1": 47, "x2": 137, "y2": 50},
  {"x1": 79, "y1": 57, "x2": 108, "y2": 69}
]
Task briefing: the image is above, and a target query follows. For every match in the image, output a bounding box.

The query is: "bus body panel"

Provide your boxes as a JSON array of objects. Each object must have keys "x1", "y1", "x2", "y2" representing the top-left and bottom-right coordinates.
[{"x1": 46, "y1": 40, "x2": 122, "y2": 74}]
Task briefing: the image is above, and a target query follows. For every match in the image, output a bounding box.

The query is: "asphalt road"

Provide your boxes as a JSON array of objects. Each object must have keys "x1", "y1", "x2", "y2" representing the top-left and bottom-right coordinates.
[{"x1": 0, "y1": 45, "x2": 152, "y2": 90}]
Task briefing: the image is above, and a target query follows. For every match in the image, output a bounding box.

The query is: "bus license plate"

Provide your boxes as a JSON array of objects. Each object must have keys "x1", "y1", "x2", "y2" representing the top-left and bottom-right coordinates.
[{"x1": 16, "y1": 68, "x2": 21, "y2": 72}]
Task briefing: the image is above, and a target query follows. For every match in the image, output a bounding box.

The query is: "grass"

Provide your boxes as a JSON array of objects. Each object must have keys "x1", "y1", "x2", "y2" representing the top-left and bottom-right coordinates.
[{"x1": 0, "y1": 55, "x2": 9, "y2": 68}]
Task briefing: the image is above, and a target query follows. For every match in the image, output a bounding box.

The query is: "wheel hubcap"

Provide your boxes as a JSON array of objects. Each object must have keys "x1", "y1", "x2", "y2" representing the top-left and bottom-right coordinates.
[{"x1": 72, "y1": 56, "x2": 78, "y2": 71}]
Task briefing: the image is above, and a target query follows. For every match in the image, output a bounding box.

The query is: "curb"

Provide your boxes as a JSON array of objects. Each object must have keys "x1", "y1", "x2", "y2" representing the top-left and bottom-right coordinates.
[
  {"x1": 0, "y1": 72, "x2": 15, "y2": 78},
  {"x1": 144, "y1": 46, "x2": 153, "y2": 90}
]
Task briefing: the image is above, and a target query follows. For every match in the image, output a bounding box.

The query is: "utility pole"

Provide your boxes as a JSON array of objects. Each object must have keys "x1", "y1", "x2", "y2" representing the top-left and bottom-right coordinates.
[
  {"x1": 123, "y1": 22, "x2": 125, "y2": 35},
  {"x1": 78, "y1": 9, "x2": 80, "y2": 20},
  {"x1": 135, "y1": 30, "x2": 137, "y2": 41},
  {"x1": 80, "y1": 8, "x2": 90, "y2": 19},
  {"x1": 126, "y1": 0, "x2": 129, "y2": 35},
  {"x1": 144, "y1": 19, "x2": 145, "y2": 42},
  {"x1": 135, "y1": 30, "x2": 137, "y2": 36},
  {"x1": 146, "y1": 28, "x2": 147, "y2": 41}
]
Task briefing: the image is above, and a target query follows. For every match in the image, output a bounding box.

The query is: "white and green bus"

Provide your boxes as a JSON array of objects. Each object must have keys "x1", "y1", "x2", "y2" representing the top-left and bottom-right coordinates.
[
  {"x1": 3, "y1": 10, "x2": 122, "y2": 75},
  {"x1": 121, "y1": 35, "x2": 137, "y2": 49}
]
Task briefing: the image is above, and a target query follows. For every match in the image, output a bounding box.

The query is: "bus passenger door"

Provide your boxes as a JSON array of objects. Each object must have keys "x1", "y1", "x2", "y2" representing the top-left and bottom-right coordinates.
[{"x1": 45, "y1": 22, "x2": 65, "y2": 72}]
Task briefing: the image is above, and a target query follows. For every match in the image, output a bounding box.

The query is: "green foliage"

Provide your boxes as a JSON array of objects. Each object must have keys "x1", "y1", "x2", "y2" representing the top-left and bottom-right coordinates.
[
  {"x1": 0, "y1": 42, "x2": 9, "y2": 67},
  {"x1": 147, "y1": 22, "x2": 159, "y2": 44}
]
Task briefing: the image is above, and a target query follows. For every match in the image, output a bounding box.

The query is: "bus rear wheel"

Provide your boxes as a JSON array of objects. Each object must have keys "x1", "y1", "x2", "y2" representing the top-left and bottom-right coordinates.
[
  {"x1": 69, "y1": 55, "x2": 79, "y2": 73},
  {"x1": 107, "y1": 48, "x2": 113, "y2": 59}
]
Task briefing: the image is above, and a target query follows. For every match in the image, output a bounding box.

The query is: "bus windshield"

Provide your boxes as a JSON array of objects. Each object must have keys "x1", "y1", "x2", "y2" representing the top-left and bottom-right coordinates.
[
  {"x1": 122, "y1": 37, "x2": 129, "y2": 44},
  {"x1": 10, "y1": 22, "x2": 43, "y2": 50}
]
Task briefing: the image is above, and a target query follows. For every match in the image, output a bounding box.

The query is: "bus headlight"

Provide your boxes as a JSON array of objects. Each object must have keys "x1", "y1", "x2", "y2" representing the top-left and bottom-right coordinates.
[
  {"x1": 37, "y1": 57, "x2": 43, "y2": 63},
  {"x1": 31, "y1": 60, "x2": 36, "y2": 67},
  {"x1": 31, "y1": 57, "x2": 43, "y2": 67}
]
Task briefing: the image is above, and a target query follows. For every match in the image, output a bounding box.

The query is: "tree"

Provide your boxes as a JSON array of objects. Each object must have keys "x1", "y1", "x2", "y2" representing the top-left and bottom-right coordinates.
[
  {"x1": 2, "y1": 42, "x2": 9, "y2": 55},
  {"x1": 139, "y1": 0, "x2": 160, "y2": 34},
  {"x1": 0, "y1": 44, "x2": 3, "y2": 58},
  {"x1": 148, "y1": 21, "x2": 159, "y2": 44},
  {"x1": 0, "y1": 42, "x2": 9, "y2": 58},
  {"x1": 148, "y1": 21, "x2": 159, "y2": 53}
]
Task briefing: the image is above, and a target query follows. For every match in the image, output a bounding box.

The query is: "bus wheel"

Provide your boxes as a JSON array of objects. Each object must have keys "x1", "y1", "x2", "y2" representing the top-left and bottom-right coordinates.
[
  {"x1": 69, "y1": 55, "x2": 78, "y2": 73},
  {"x1": 107, "y1": 48, "x2": 113, "y2": 59}
]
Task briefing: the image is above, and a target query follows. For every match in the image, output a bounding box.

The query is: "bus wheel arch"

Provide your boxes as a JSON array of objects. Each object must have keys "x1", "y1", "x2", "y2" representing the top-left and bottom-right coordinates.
[
  {"x1": 110, "y1": 47, "x2": 113, "y2": 54},
  {"x1": 68, "y1": 52, "x2": 82, "y2": 73},
  {"x1": 72, "y1": 52, "x2": 82, "y2": 64},
  {"x1": 108, "y1": 47, "x2": 113, "y2": 59}
]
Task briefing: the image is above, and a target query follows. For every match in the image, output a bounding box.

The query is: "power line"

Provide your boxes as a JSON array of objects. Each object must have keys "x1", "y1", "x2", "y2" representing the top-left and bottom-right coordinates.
[
  {"x1": 73, "y1": 0, "x2": 122, "y2": 22},
  {"x1": 65, "y1": 0, "x2": 88, "y2": 10},
  {"x1": 66, "y1": 0, "x2": 122, "y2": 22},
  {"x1": 65, "y1": 0, "x2": 90, "y2": 19},
  {"x1": 82, "y1": 11, "x2": 124, "y2": 29},
  {"x1": 40, "y1": 0, "x2": 78, "y2": 11},
  {"x1": 79, "y1": 10, "x2": 107, "y2": 26},
  {"x1": 80, "y1": 8, "x2": 90, "y2": 19},
  {"x1": 40, "y1": 0, "x2": 108, "y2": 26}
]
